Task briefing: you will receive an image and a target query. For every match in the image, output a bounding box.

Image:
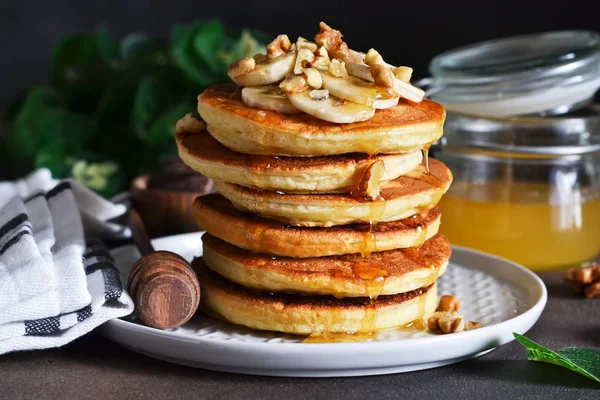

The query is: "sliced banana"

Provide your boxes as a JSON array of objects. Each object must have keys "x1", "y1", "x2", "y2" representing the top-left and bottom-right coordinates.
[
  {"x1": 230, "y1": 51, "x2": 296, "y2": 86},
  {"x1": 241, "y1": 86, "x2": 300, "y2": 114},
  {"x1": 373, "y1": 97, "x2": 399, "y2": 109},
  {"x1": 287, "y1": 91, "x2": 374, "y2": 124},
  {"x1": 320, "y1": 72, "x2": 393, "y2": 106}
]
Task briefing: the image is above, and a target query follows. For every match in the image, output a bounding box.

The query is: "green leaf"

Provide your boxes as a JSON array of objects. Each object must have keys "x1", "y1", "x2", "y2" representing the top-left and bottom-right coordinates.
[
  {"x1": 192, "y1": 20, "x2": 225, "y2": 74},
  {"x1": 51, "y1": 34, "x2": 113, "y2": 113},
  {"x1": 95, "y1": 27, "x2": 120, "y2": 63},
  {"x1": 514, "y1": 333, "x2": 600, "y2": 383},
  {"x1": 96, "y1": 83, "x2": 137, "y2": 129},
  {"x1": 120, "y1": 32, "x2": 166, "y2": 61},
  {"x1": 146, "y1": 103, "x2": 191, "y2": 145},
  {"x1": 171, "y1": 23, "x2": 220, "y2": 88},
  {"x1": 4, "y1": 87, "x2": 64, "y2": 172},
  {"x1": 130, "y1": 75, "x2": 169, "y2": 138}
]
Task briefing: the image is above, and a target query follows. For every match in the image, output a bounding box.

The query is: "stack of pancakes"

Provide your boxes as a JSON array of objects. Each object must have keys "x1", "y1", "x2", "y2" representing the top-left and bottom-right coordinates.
[{"x1": 176, "y1": 83, "x2": 453, "y2": 339}]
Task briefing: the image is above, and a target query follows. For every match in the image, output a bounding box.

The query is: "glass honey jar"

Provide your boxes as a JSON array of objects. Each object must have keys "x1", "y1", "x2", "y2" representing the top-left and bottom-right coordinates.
[{"x1": 422, "y1": 31, "x2": 600, "y2": 271}]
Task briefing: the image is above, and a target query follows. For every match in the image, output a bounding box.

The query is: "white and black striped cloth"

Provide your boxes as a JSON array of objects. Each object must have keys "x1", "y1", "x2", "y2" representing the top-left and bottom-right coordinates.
[{"x1": 0, "y1": 170, "x2": 133, "y2": 354}]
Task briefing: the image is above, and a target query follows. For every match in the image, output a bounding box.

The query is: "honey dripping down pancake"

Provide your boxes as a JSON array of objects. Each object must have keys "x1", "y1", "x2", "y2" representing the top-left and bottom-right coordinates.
[
  {"x1": 176, "y1": 129, "x2": 423, "y2": 193},
  {"x1": 193, "y1": 258, "x2": 438, "y2": 335},
  {"x1": 213, "y1": 158, "x2": 452, "y2": 227},
  {"x1": 194, "y1": 194, "x2": 442, "y2": 257},
  {"x1": 201, "y1": 233, "x2": 450, "y2": 298},
  {"x1": 198, "y1": 84, "x2": 445, "y2": 157}
]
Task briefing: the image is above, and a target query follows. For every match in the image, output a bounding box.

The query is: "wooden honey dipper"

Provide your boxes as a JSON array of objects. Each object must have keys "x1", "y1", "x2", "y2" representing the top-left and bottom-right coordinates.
[{"x1": 127, "y1": 208, "x2": 201, "y2": 330}]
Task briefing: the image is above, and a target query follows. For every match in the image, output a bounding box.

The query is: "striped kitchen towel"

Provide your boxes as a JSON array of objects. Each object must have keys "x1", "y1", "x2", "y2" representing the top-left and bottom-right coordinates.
[{"x1": 0, "y1": 170, "x2": 134, "y2": 354}]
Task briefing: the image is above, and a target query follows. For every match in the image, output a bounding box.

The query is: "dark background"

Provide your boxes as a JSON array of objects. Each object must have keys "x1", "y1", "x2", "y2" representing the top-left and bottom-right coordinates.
[{"x1": 1, "y1": 0, "x2": 599, "y2": 109}]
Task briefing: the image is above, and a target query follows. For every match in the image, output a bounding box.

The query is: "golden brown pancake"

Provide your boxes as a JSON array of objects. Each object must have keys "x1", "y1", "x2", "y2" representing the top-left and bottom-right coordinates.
[
  {"x1": 214, "y1": 158, "x2": 452, "y2": 227},
  {"x1": 193, "y1": 194, "x2": 441, "y2": 257},
  {"x1": 198, "y1": 84, "x2": 446, "y2": 156},
  {"x1": 201, "y1": 233, "x2": 450, "y2": 298},
  {"x1": 194, "y1": 258, "x2": 438, "y2": 335},
  {"x1": 176, "y1": 130, "x2": 422, "y2": 193}
]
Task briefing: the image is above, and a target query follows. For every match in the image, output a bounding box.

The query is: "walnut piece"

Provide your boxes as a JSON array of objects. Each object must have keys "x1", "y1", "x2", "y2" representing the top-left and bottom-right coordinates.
[
  {"x1": 279, "y1": 75, "x2": 308, "y2": 93},
  {"x1": 329, "y1": 59, "x2": 348, "y2": 78},
  {"x1": 302, "y1": 68, "x2": 323, "y2": 89},
  {"x1": 370, "y1": 64, "x2": 395, "y2": 91},
  {"x1": 296, "y1": 37, "x2": 318, "y2": 52},
  {"x1": 364, "y1": 48, "x2": 385, "y2": 66},
  {"x1": 436, "y1": 295, "x2": 460, "y2": 312},
  {"x1": 438, "y1": 314, "x2": 465, "y2": 333},
  {"x1": 563, "y1": 262, "x2": 600, "y2": 298},
  {"x1": 314, "y1": 22, "x2": 349, "y2": 61},
  {"x1": 309, "y1": 89, "x2": 329, "y2": 100},
  {"x1": 312, "y1": 46, "x2": 331, "y2": 70},
  {"x1": 294, "y1": 49, "x2": 315, "y2": 74},
  {"x1": 428, "y1": 311, "x2": 466, "y2": 333},
  {"x1": 466, "y1": 321, "x2": 483, "y2": 330},
  {"x1": 267, "y1": 34, "x2": 292, "y2": 59},
  {"x1": 228, "y1": 57, "x2": 256, "y2": 78}
]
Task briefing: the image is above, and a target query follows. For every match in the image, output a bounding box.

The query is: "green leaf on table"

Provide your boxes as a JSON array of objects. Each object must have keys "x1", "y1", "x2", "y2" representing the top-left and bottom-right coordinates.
[
  {"x1": 70, "y1": 158, "x2": 125, "y2": 198},
  {"x1": 514, "y1": 333, "x2": 600, "y2": 383},
  {"x1": 146, "y1": 103, "x2": 191, "y2": 145},
  {"x1": 130, "y1": 75, "x2": 169, "y2": 138},
  {"x1": 192, "y1": 20, "x2": 225, "y2": 74},
  {"x1": 96, "y1": 83, "x2": 137, "y2": 129},
  {"x1": 217, "y1": 29, "x2": 266, "y2": 65}
]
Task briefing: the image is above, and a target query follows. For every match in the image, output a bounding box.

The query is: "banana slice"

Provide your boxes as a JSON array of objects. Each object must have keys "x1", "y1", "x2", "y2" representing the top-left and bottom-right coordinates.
[
  {"x1": 241, "y1": 86, "x2": 300, "y2": 114},
  {"x1": 320, "y1": 72, "x2": 393, "y2": 106},
  {"x1": 373, "y1": 97, "x2": 399, "y2": 109},
  {"x1": 287, "y1": 91, "x2": 374, "y2": 123},
  {"x1": 230, "y1": 52, "x2": 296, "y2": 86}
]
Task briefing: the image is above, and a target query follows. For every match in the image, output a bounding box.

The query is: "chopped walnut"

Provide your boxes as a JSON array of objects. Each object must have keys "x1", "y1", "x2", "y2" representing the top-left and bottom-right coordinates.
[
  {"x1": 227, "y1": 57, "x2": 256, "y2": 78},
  {"x1": 314, "y1": 22, "x2": 349, "y2": 61},
  {"x1": 294, "y1": 48, "x2": 315, "y2": 74},
  {"x1": 302, "y1": 68, "x2": 322, "y2": 89},
  {"x1": 312, "y1": 46, "x2": 331, "y2": 70},
  {"x1": 279, "y1": 75, "x2": 308, "y2": 93},
  {"x1": 436, "y1": 295, "x2": 460, "y2": 312},
  {"x1": 175, "y1": 114, "x2": 206, "y2": 134},
  {"x1": 329, "y1": 59, "x2": 348, "y2": 78},
  {"x1": 466, "y1": 321, "x2": 483, "y2": 330},
  {"x1": 563, "y1": 262, "x2": 600, "y2": 298},
  {"x1": 309, "y1": 89, "x2": 329, "y2": 100},
  {"x1": 428, "y1": 310, "x2": 467, "y2": 334},
  {"x1": 267, "y1": 34, "x2": 292, "y2": 59},
  {"x1": 296, "y1": 37, "x2": 318, "y2": 52},
  {"x1": 370, "y1": 64, "x2": 395, "y2": 92}
]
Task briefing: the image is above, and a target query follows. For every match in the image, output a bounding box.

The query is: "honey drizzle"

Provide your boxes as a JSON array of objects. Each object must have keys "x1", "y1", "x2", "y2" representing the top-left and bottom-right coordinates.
[{"x1": 422, "y1": 142, "x2": 432, "y2": 173}]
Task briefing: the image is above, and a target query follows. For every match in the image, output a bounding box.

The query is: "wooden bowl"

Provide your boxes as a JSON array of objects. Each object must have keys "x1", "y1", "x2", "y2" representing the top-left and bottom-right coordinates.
[{"x1": 130, "y1": 175, "x2": 203, "y2": 238}]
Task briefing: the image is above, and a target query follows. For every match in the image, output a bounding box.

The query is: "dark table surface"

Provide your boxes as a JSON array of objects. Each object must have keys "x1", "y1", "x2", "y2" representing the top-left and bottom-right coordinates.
[{"x1": 0, "y1": 272, "x2": 598, "y2": 399}]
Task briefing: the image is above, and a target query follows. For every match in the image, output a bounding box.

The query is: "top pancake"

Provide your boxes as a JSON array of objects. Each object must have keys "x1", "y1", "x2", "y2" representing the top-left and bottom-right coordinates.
[{"x1": 198, "y1": 84, "x2": 446, "y2": 156}]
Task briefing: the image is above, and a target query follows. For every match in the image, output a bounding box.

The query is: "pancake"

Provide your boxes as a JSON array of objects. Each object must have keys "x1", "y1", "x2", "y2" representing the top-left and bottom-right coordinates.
[
  {"x1": 193, "y1": 194, "x2": 441, "y2": 257},
  {"x1": 176, "y1": 130, "x2": 422, "y2": 193},
  {"x1": 213, "y1": 158, "x2": 452, "y2": 227},
  {"x1": 194, "y1": 258, "x2": 438, "y2": 335},
  {"x1": 198, "y1": 84, "x2": 446, "y2": 156},
  {"x1": 202, "y1": 233, "x2": 450, "y2": 298}
]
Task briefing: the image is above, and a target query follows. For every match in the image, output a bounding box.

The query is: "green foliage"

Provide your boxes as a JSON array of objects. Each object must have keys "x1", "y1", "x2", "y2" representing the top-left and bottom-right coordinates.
[
  {"x1": 514, "y1": 333, "x2": 600, "y2": 383},
  {"x1": 1, "y1": 21, "x2": 266, "y2": 197}
]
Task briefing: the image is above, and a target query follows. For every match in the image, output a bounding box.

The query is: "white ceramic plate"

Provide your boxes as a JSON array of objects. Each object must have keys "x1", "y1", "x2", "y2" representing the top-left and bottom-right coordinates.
[{"x1": 99, "y1": 232, "x2": 547, "y2": 377}]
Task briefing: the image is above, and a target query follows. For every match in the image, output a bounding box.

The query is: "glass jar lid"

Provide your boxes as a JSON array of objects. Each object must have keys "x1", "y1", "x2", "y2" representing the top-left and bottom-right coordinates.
[{"x1": 425, "y1": 31, "x2": 600, "y2": 117}]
